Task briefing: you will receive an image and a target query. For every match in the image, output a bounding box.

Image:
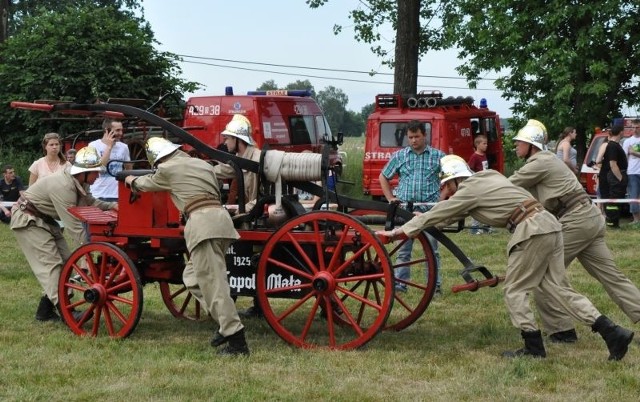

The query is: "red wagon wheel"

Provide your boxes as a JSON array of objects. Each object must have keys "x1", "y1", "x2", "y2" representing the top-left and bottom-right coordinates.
[
  {"x1": 58, "y1": 242, "x2": 143, "y2": 338},
  {"x1": 256, "y1": 211, "x2": 394, "y2": 350},
  {"x1": 347, "y1": 209, "x2": 438, "y2": 331},
  {"x1": 158, "y1": 282, "x2": 204, "y2": 321}
]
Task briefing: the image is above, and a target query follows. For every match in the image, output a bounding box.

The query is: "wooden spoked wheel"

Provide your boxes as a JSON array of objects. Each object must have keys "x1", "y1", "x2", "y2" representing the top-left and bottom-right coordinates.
[
  {"x1": 58, "y1": 242, "x2": 143, "y2": 338},
  {"x1": 158, "y1": 282, "x2": 204, "y2": 321},
  {"x1": 348, "y1": 209, "x2": 438, "y2": 331},
  {"x1": 126, "y1": 138, "x2": 150, "y2": 169},
  {"x1": 257, "y1": 211, "x2": 394, "y2": 350}
]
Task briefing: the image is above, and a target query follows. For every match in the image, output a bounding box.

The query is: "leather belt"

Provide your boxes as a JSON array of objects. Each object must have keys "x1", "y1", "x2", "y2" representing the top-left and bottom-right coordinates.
[
  {"x1": 555, "y1": 192, "x2": 592, "y2": 219},
  {"x1": 507, "y1": 199, "x2": 543, "y2": 233},
  {"x1": 15, "y1": 196, "x2": 58, "y2": 226},
  {"x1": 183, "y1": 196, "x2": 221, "y2": 220}
]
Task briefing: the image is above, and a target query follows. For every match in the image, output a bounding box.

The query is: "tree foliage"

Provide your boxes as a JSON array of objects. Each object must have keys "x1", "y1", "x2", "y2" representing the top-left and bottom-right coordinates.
[
  {"x1": 442, "y1": 1, "x2": 640, "y2": 157},
  {"x1": 0, "y1": 4, "x2": 199, "y2": 148},
  {"x1": 5, "y1": 0, "x2": 141, "y2": 37},
  {"x1": 307, "y1": 0, "x2": 449, "y2": 94}
]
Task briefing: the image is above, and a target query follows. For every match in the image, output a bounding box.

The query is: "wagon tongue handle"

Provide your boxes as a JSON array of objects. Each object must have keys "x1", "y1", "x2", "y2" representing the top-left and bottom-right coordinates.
[{"x1": 451, "y1": 264, "x2": 504, "y2": 293}]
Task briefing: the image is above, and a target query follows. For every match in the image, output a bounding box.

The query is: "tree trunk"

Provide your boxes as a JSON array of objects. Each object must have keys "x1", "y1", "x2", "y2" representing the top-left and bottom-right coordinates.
[
  {"x1": 394, "y1": 0, "x2": 420, "y2": 96},
  {"x1": 0, "y1": 0, "x2": 9, "y2": 43}
]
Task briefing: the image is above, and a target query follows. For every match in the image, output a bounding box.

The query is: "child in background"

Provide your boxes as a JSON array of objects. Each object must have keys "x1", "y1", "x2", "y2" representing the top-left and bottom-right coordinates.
[{"x1": 467, "y1": 135, "x2": 491, "y2": 234}]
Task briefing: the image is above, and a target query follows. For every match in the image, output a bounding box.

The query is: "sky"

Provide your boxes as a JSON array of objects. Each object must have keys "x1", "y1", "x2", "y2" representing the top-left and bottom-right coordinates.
[{"x1": 141, "y1": 1, "x2": 514, "y2": 117}]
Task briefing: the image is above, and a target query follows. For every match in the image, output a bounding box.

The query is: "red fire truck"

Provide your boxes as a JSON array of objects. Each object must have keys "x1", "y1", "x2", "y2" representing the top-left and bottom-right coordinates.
[
  {"x1": 61, "y1": 88, "x2": 343, "y2": 175},
  {"x1": 362, "y1": 92, "x2": 504, "y2": 200},
  {"x1": 182, "y1": 88, "x2": 341, "y2": 161}
]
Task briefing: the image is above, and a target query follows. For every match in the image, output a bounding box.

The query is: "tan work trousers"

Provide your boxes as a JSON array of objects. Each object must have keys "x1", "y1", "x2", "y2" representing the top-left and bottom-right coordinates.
[
  {"x1": 535, "y1": 204, "x2": 640, "y2": 333},
  {"x1": 12, "y1": 212, "x2": 70, "y2": 306},
  {"x1": 182, "y1": 238, "x2": 243, "y2": 337},
  {"x1": 504, "y1": 230, "x2": 600, "y2": 332}
]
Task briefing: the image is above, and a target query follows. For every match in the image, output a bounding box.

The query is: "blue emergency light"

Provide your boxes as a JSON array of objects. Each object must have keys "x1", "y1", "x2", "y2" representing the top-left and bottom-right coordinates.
[
  {"x1": 480, "y1": 98, "x2": 488, "y2": 108},
  {"x1": 246, "y1": 89, "x2": 312, "y2": 97}
]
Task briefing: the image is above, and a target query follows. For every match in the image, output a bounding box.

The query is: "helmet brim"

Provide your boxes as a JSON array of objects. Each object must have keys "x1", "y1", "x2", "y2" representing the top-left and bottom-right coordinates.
[{"x1": 69, "y1": 166, "x2": 104, "y2": 175}]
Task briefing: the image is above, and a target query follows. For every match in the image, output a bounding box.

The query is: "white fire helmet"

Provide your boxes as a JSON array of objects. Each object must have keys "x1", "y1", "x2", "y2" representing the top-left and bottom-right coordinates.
[
  {"x1": 440, "y1": 154, "x2": 474, "y2": 185},
  {"x1": 514, "y1": 119, "x2": 547, "y2": 150},
  {"x1": 221, "y1": 114, "x2": 254, "y2": 145},
  {"x1": 145, "y1": 137, "x2": 181, "y2": 166},
  {"x1": 69, "y1": 146, "x2": 105, "y2": 175}
]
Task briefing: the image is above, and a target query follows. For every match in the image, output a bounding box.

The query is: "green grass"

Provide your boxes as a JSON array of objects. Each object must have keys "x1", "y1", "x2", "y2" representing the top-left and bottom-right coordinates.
[{"x1": 1, "y1": 220, "x2": 639, "y2": 401}]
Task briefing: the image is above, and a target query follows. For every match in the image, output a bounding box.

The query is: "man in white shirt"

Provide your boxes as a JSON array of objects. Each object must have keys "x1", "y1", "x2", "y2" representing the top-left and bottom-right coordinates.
[
  {"x1": 622, "y1": 120, "x2": 640, "y2": 224},
  {"x1": 89, "y1": 119, "x2": 131, "y2": 201}
]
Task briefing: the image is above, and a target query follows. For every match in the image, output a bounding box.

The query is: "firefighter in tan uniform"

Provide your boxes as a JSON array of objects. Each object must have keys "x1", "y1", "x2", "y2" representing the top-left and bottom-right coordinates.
[
  {"x1": 212, "y1": 114, "x2": 261, "y2": 214},
  {"x1": 213, "y1": 114, "x2": 263, "y2": 318},
  {"x1": 509, "y1": 120, "x2": 640, "y2": 343},
  {"x1": 377, "y1": 155, "x2": 634, "y2": 360},
  {"x1": 125, "y1": 138, "x2": 249, "y2": 356},
  {"x1": 11, "y1": 147, "x2": 117, "y2": 322}
]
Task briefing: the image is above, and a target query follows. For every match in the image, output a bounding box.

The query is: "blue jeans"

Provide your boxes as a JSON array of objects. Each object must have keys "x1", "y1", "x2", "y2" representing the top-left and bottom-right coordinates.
[
  {"x1": 394, "y1": 234, "x2": 441, "y2": 290},
  {"x1": 627, "y1": 174, "x2": 640, "y2": 215}
]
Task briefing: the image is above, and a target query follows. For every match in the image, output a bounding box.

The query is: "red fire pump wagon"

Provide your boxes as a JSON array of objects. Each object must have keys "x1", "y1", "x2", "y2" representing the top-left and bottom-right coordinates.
[
  {"x1": 10, "y1": 101, "x2": 503, "y2": 350},
  {"x1": 362, "y1": 92, "x2": 504, "y2": 200}
]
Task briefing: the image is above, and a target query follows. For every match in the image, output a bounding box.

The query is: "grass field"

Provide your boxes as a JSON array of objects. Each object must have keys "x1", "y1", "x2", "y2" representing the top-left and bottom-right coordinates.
[{"x1": 1, "y1": 217, "x2": 639, "y2": 401}]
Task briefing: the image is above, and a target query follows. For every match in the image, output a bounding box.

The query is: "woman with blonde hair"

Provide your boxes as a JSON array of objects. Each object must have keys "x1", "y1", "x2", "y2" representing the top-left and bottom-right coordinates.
[{"x1": 28, "y1": 133, "x2": 71, "y2": 185}]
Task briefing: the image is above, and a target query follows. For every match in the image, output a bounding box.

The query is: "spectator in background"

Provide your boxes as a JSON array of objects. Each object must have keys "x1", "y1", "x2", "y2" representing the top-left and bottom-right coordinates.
[
  {"x1": 89, "y1": 119, "x2": 131, "y2": 202},
  {"x1": 600, "y1": 124, "x2": 628, "y2": 228},
  {"x1": 379, "y1": 120, "x2": 443, "y2": 295},
  {"x1": 28, "y1": 133, "x2": 70, "y2": 185},
  {"x1": 556, "y1": 126, "x2": 578, "y2": 175},
  {"x1": 1, "y1": 164, "x2": 26, "y2": 224},
  {"x1": 66, "y1": 148, "x2": 77, "y2": 164},
  {"x1": 467, "y1": 135, "x2": 491, "y2": 234},
  {"x1": 622, "y1": 121, "x2": 640, "y2": 225}
]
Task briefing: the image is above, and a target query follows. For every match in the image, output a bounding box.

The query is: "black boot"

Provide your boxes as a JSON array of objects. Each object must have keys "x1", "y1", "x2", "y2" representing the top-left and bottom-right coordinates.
[
  {"x1": 35, "y1": 296, "x2": 60, "y2": 322},
  {"x1": 502, "y1": 330, "x2": 547, "y2": 358},
  {"x1": 238, "y1": 298, "x2": 263, "y2": 319},
  {"x1": 211, "y1": 330, "x2": 228, "y2": 347},
  {"x1": 217, "y1": 329, "x2": 250, "y2": 356},
  {"x1": 549, "y1": 328, "x2": 578, "y2": 343},
  {"x1": 592, "y1": 315, "x2": 634, "y2": 361}
]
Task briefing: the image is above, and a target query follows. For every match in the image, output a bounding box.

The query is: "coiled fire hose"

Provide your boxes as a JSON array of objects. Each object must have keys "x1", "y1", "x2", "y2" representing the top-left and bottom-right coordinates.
[{"x1": 262, "y1": 150, "x2": 323, "y2": 212}]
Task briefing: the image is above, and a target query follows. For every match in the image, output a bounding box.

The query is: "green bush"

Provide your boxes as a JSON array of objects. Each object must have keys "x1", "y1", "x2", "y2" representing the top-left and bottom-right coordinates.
[{"x1": 0, "y1": 146, "x2": 38, "y2": 183}]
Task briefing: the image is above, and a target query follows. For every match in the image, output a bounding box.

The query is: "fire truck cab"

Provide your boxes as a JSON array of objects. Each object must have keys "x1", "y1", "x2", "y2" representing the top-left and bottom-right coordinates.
[
  {"x1": 362, "y1": 92, "x2": 504, "y2": 199},
  {"x1": 182, "y1": 88, "x2": 340, "y2": 165}
]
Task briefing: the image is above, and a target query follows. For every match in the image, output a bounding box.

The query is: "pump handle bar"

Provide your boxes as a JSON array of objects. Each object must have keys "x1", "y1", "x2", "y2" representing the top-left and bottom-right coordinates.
[{"x1": 451, "y1": 276, "x2": 504, "y2": 293}]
